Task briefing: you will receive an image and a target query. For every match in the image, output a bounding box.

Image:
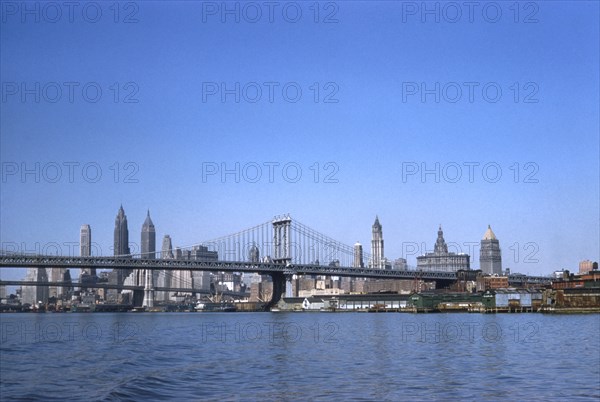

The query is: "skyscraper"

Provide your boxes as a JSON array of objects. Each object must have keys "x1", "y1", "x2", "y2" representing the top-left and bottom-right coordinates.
[
  {"x1": 162, "y1": 235, "x2": 174, "y2": 259},
  {"x1": 353, "y1": 241, "x2": 364, "y2": 268},
  {"x1": 111, "y1": 205, "x2": 131, "y2": 299},
  {"x1": 141, "y1": 210, "x2": 156, "y2": 259},
  {"x1": 140, "y1": 211, "x2": 156, "y2": 307},
  {"x1": 113, "y1": 205, "x2": 130, "y2": 256},
  {"x1": 156, "y1": 235, "x2": 174, "y2": 302},
  {"x1": 21, "y1": 267, "x2": 49, "y2": 306},
  {"x1": 579, "y1": 260, "x2": 594, "y2": 274},
  {"x1": 393, "y1": 258, "x2": 407, "y2": 270},
  {"x1": 249, "y1": 244, "x2": 260, "y2": 263},
  {"x1": 370, "y1": 216, "x2": 384, "y2": 269},
  {"x1": 48, "y1": 267, "x2": 66, "y2": 299},
  {"x1": 480, "y1": 225, "x2": 502, "y2": 275},
  {"x1": 159, "y1": 235, "x2": 194, "y2": 302},
  {"x1": 80, "y1": 224, "x2": 95, "y2": 277},
  {"x1": 191, "y1": 245, "x2": 217, "y2": 295}
]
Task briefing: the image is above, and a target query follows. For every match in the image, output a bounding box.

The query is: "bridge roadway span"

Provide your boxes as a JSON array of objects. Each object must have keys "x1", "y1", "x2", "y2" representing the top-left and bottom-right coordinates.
[
  {"x1": 0, "y1": 254, "x2": 457, "y2": 279},
  {"x1": 0, "y1": 254, "x2": 551, "y2": 310},
  {"x1": 0, "y1": 254, "x2": 551, "y2": 283}
]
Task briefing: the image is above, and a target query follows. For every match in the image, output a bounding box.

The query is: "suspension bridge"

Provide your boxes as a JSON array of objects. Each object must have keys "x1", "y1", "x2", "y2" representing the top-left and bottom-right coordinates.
[{"x1": 0, "y1": 215, "x2": 551, "y2": 310}]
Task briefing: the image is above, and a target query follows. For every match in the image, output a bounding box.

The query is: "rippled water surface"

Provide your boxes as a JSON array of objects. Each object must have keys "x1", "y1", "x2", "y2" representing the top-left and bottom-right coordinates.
[{"x1": 1, "y1": 312, "x2": 599, "y2": 401}]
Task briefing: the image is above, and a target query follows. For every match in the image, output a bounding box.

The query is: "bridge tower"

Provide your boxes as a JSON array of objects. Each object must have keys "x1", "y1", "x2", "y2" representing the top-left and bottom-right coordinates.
[
  {"x1": 272, "y1": 215, "x2": 292, "y2": 264},
  {"x1": 272, "y1": 215, "x2": 293, "y2": 302}
]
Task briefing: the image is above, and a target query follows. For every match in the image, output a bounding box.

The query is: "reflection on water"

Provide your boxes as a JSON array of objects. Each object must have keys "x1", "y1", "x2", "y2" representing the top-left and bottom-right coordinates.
[{"x1": 1, "y1": 313, "x2": 599, "y2": 400}]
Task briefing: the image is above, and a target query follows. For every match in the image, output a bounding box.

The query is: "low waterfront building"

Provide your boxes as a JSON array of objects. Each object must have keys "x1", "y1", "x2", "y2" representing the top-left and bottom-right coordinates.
[
  {"x1": 293, "y1": 277, "x2": 317, "y2": 294},
  {"x1": 544, "y1": 287, "x2": 600, "y2": 310},
  {"x1": 408, "y1": 291, "x2": 482, "y2": 311},
  {"x1": 250, "y1": 281, "x2": 273, "y2": 302},
  {"x1": 298, "y1": 288, "x2": 345, "y2": 297},
  {"x1": 552, "y1": 270, "x2": 600, "y2": 290},
  {"x1": 545, "y1": 270, "x2": 600, "y2": 310},
  {"x1": 361, "y1": 279, "x2": 431, "y2": 294},
  {"x1": 481, "y1": 288, "x2": 543, "y2": 312},
  {"x1": 451, "y1": 269, "x2": 481, "y2": 292},
  {"x1": 476, "y1": 274, "x2": 509, "y2": 291}
]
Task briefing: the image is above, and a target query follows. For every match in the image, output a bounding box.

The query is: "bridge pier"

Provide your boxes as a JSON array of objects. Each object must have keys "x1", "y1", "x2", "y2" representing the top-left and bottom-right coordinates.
[
  {"x1": 142, "y1": 269, "x2": 154, "y2": 308},
  {"x1": 264, "y1": 272, "x2": 287, "y2": 311},
  {"x1": 266, "y1": 216, "x2": 294, "y2": 311},
  {"x1": 285, "y1": 276, "x2": 294, "y2": 298},
  {"x1": 132, "y1": 289, "x2": 144, "y2": 306}
]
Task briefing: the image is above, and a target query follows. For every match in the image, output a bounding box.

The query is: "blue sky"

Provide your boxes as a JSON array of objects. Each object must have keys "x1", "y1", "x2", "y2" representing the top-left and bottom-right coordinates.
[{"x1": 1, "y1": 1, "x2": 598, "y2": 281}]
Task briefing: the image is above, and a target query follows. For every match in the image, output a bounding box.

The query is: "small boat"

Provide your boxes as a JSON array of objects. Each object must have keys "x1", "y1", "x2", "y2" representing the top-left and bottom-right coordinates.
[{"x1": 195, "y1": 302, "x2": 237, "y2": 312}]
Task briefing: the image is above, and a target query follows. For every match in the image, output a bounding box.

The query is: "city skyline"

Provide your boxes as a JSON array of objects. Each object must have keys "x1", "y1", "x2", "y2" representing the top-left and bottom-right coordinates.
[
  {"x1": 1, "y1": 203, "x2": 595, "y2": 282},
  {"x1": 1, "y1": 3, "x2": 598, "y2": 401},
  {"x1": 1, "y1": 3, "x2": 598, "y2": 279}
]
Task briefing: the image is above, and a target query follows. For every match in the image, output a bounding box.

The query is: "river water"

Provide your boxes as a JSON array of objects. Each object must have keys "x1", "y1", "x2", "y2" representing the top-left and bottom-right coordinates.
[{"x1": 1, "y1": 312, "x2": 599, "y2": 401}]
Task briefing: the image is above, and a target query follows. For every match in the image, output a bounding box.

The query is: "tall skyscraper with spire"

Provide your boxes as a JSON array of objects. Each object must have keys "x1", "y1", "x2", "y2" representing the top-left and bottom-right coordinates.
[
  {"x1": 370, "y1": 216, "x2": 384, "y2": 269},
  {"x1": 80, "y1": 224, "x2": 94, "y2": 277},
  {"x1": 141, "y1": 211, "x2": 156, "y2": 307},
  {"x1": 480, "y1": 225, "x2": 502, "y2": 275},
  {"x1": 113, "y1": 205, "x2": 130, "y2": 256},
  {"x1": 110, "y1": 205, "x2": 131, "y2": 300},
  {"x1": 122, "y1": 211, "x2": 157, "y2": 307},
  {"x1": 141, "y1": 210, "x2": 156, "y2": 259}
]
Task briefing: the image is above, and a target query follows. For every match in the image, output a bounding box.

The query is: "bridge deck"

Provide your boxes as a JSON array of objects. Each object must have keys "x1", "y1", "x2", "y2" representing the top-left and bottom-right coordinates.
[{"x1": 0, "y1": 254, "x2": 551, "y2": 283}]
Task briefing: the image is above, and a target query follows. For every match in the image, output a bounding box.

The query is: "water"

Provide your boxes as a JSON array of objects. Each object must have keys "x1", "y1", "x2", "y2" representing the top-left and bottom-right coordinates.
[{"x1": 1, "y1": 312, "x2": 599, "y2": 401}]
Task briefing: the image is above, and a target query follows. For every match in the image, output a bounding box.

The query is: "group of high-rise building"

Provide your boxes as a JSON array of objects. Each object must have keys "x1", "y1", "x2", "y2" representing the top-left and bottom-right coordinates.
[
  {"x1": 78, "y1": 205, "x2": 216, "y2": 307},
  {"x1": 355, "y1": 216, "x2": 503, "y2": 275},
  {"x1": 10, "y1": 207, "x2": 598, "y2": 309}
]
